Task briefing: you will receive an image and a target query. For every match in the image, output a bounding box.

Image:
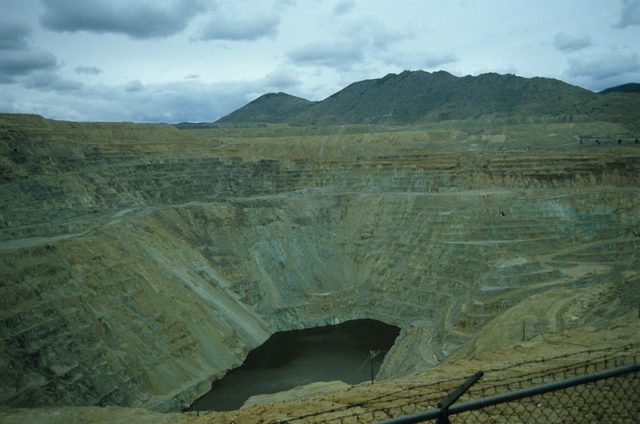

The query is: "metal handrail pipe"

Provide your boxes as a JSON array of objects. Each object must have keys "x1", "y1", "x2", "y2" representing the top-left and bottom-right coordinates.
[
  {"x1": 437, "y1": 370, "x2": 484, "y2": 409},
  {"x1": 378, "y1": 363, "x2": 639, "y2": 424}
]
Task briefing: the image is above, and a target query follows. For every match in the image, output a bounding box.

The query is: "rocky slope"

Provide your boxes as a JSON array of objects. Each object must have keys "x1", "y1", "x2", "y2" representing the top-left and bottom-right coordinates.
[{"x1": 1, "y1": 113, "x2": 639, "y2": 414}]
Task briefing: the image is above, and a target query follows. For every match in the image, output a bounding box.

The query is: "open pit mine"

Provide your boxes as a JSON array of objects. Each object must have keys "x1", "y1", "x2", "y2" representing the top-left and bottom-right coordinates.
[{"x1": 1, "y1": 72, "x2": 640, "y2": 423}]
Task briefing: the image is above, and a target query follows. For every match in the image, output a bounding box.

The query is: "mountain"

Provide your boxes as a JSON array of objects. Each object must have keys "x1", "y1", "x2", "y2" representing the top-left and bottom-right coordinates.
[
  {"x1": 294, "y1": 71, "x2": 598, "y2": 124},
  {"x1": 217, "y1": 71, "x2": 602, "y2": 125},
  {"x1": 573, "y1": 91, "x2": 640, "y2": 129},
  {"x1": 216, "y1": 92, "x2": 314, "y2": 124},
  {"x1": 599, "y1": 83, "x2": 640, "y2": 94}
]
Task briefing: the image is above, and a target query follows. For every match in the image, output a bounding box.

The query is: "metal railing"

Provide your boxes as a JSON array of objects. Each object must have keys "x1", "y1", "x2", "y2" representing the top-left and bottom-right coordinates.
[
  {"x1": 276, "y1": 343, "x2": 639, "y2": 423},
  {"x1": 433, "y1": 371, "x2": 484, "y2": 424},
  {"x1": 380, "y1": 363, "x2": 640, "y2": 423},
  {"x1": 183, "y1": 345, "x2": 640, "y2": 422}
]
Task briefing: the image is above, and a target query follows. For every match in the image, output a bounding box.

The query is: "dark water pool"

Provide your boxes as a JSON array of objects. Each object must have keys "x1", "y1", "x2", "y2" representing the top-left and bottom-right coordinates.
[{"x1": 190, "y1": 319, "x2": 400, "y2": 411}]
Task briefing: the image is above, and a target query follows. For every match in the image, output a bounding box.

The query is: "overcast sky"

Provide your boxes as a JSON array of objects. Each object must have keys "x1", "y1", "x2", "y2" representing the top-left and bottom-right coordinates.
[{"x1": 1, "y1": 0, "x2": 639, "y2": 123}]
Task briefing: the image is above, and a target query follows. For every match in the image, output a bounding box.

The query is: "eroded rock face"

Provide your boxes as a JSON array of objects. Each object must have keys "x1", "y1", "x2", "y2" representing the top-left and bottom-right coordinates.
[{"x1": 1, "y1": 114, "x2": 639, "y2": 410}]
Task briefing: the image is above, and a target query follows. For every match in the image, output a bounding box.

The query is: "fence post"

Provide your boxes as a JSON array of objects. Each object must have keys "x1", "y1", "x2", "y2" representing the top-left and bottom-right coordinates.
[
  {"x1": 436, "y1": 408, "x2": 450, "y2": 424},
  {"x1": 371, "y1": 352, "x2": 375, "y2": 384},
  {"x1": 369, "y1": 350, "x2": 381, "y2": 384},
  {"x1": 435, "y1": 371, "x2": 484, "y2": 424}
]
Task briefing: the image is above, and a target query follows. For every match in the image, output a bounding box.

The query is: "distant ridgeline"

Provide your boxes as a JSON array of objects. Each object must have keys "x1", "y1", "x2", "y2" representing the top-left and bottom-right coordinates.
[
  {"x1": 215, "y1": 70, "x2": 640, "y2": 128},
  {"x1": 599, "y1": 83, "x2": 640, "y2": 94}
]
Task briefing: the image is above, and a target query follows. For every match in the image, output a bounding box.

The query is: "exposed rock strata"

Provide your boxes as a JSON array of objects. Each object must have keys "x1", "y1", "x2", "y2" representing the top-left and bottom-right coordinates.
[{"x1": 1, "y1": 114, "x2": 639, "y2": 410}]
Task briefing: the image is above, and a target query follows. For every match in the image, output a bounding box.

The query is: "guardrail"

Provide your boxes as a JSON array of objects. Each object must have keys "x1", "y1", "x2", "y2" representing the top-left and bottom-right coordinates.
[
  {"x1": 276, "y1": 343, "x2": 639, "y2": 423},
  {"x1": 182, "y1": 344, "x2": 640, "y2": 422},
  {"x1": 379, "y1": 363, "x2": 640, "y2": 423}
]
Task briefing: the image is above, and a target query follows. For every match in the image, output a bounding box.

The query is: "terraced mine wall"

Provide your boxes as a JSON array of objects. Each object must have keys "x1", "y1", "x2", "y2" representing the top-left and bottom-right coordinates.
[{"x1": 1, "y1": 114, "x2": 639, "y2": 412}]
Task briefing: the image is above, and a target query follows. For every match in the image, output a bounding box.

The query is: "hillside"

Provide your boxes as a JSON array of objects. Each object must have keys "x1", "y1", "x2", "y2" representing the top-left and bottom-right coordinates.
[
  {"x1": 600, "y1": 82, "x2": 640, "y2": 94},
  {"x1": 294, "y1": 71, "x2": 597, "y2": 124},
  {"x1": 216, "y1": 92, "x2": 314, "y2": 124},
  {"x1": 573, "y1": 91, "x2": 640, "y2": 131},
  {"x1": 217, "y1": 71, "x2": 603, "y2": 125}
]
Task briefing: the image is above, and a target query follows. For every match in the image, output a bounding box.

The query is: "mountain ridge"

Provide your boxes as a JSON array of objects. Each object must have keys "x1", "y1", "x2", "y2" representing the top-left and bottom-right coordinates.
[
  {"x1": 293, "y1": 70, "x2": 596, "y2": 124},
  {"x1": 216, "y1": 92, "x2": 314, "y2": 124},
  {"x1": 216, "y1": 70, "x2": 639, "y2": 127},
  {"x1": 599, "y1": 83, "x2": 640, "y2": 94}
]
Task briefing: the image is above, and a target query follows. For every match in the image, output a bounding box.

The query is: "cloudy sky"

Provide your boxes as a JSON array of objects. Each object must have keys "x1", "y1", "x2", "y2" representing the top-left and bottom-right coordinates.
[{"x1": 1, "y1": 0, "x2": 639, "y2": 123}]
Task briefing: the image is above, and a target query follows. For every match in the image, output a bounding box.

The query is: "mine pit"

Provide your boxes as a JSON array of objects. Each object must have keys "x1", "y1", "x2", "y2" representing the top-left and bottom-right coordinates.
[
  {"x1": 1, "y1": 113, "x2": 639, "y2": 423},
  {"x1": 189, "y1": 319, "x2": 400, "y2": 411}
]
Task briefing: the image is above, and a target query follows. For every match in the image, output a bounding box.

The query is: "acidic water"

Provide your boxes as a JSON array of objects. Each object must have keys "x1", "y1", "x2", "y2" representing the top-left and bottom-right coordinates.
[{"x1": 190, "y1": 319, "x2": 400, "y2": 411}]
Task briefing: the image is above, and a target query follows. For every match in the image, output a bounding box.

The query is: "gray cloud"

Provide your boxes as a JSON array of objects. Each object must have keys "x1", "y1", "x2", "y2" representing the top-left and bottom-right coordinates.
[
  {"x1": 0, "y1": 50, "x2": 58, "y2": 83},
  {"x1": 615, "y1": 0, "x2": 640, "y2": 28},
  {"x1": 567, "y1": 52, "x2": 640, "y2": 81},
  {"x1": 109, "y1": 75, "x2": 298, "y2": 122},
  {"x1": 288, "y1": 40, "x2": 366, "y2": 69},
  {"x1": 3, "y1": 69, "x2": 305, "y2": 123},
  {"x1": 23, "y1": 71, "x2": 84, "y2": 92},
  {"x1": 333, "y1": 0, "x2": 356, "y2": 16},
  {"x1": 342, "y1": 19, "x2": 412, "y2": 50},
  {"x1": 0, "y1": 93, "x2": 17, "y2": 113},
  {"x1": 383, "y1": 51, "x2": 457, "y2": 69},
  {"x1": 287, "y1": 19, "x2": 413, "y2": 71},
  {"x1": 75, "y1": 65, "x2": 103, "y2": 75},
  {"x1": 261, "y1": 68, "x2": 302, "y2": 91},
  {"x1": 111, "y1": 72, "x2": 302, "y2": 122},
  {"x1": 0, "y1": 19, "x2": 62, "y2": 85},
  {"x1": 0, "y1": 21, "x2": 32, "y2": 51},
  {"x1": 124, "y1": 80, "x2": 144, "y2": 92},
  {"x1": 553, "y1": 33, "x2": 592, "y2": 52},
  {"x1": 40, "y1": 0, "x2": 206, "y2": 39},
  {"x1": 288, "y1": 19, "x2": 411, "y2": 71},
  {"x1": 421, "y1": 53, "x2": 457, "y2": 68},
  {"x1": 195, "y1": 13, "x2": 280, "y2": 41}
]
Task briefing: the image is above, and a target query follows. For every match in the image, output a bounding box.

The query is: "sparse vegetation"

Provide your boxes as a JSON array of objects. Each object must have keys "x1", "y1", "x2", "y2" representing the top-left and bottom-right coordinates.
[{"x1": 214, "y1": 71, "x2": 639, "y2": 129}]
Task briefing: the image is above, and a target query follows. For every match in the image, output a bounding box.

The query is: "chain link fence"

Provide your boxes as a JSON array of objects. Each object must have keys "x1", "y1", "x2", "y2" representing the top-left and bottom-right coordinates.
[
  {"x1": 183, "y1": 344, "x2": 640, "y2": 422},
  {"x1": 276, "y1": 344, "x2": 640, "y2": 423},
  {"x1": 453, "y1": 368, "x2": 639, "y2": 423}
]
